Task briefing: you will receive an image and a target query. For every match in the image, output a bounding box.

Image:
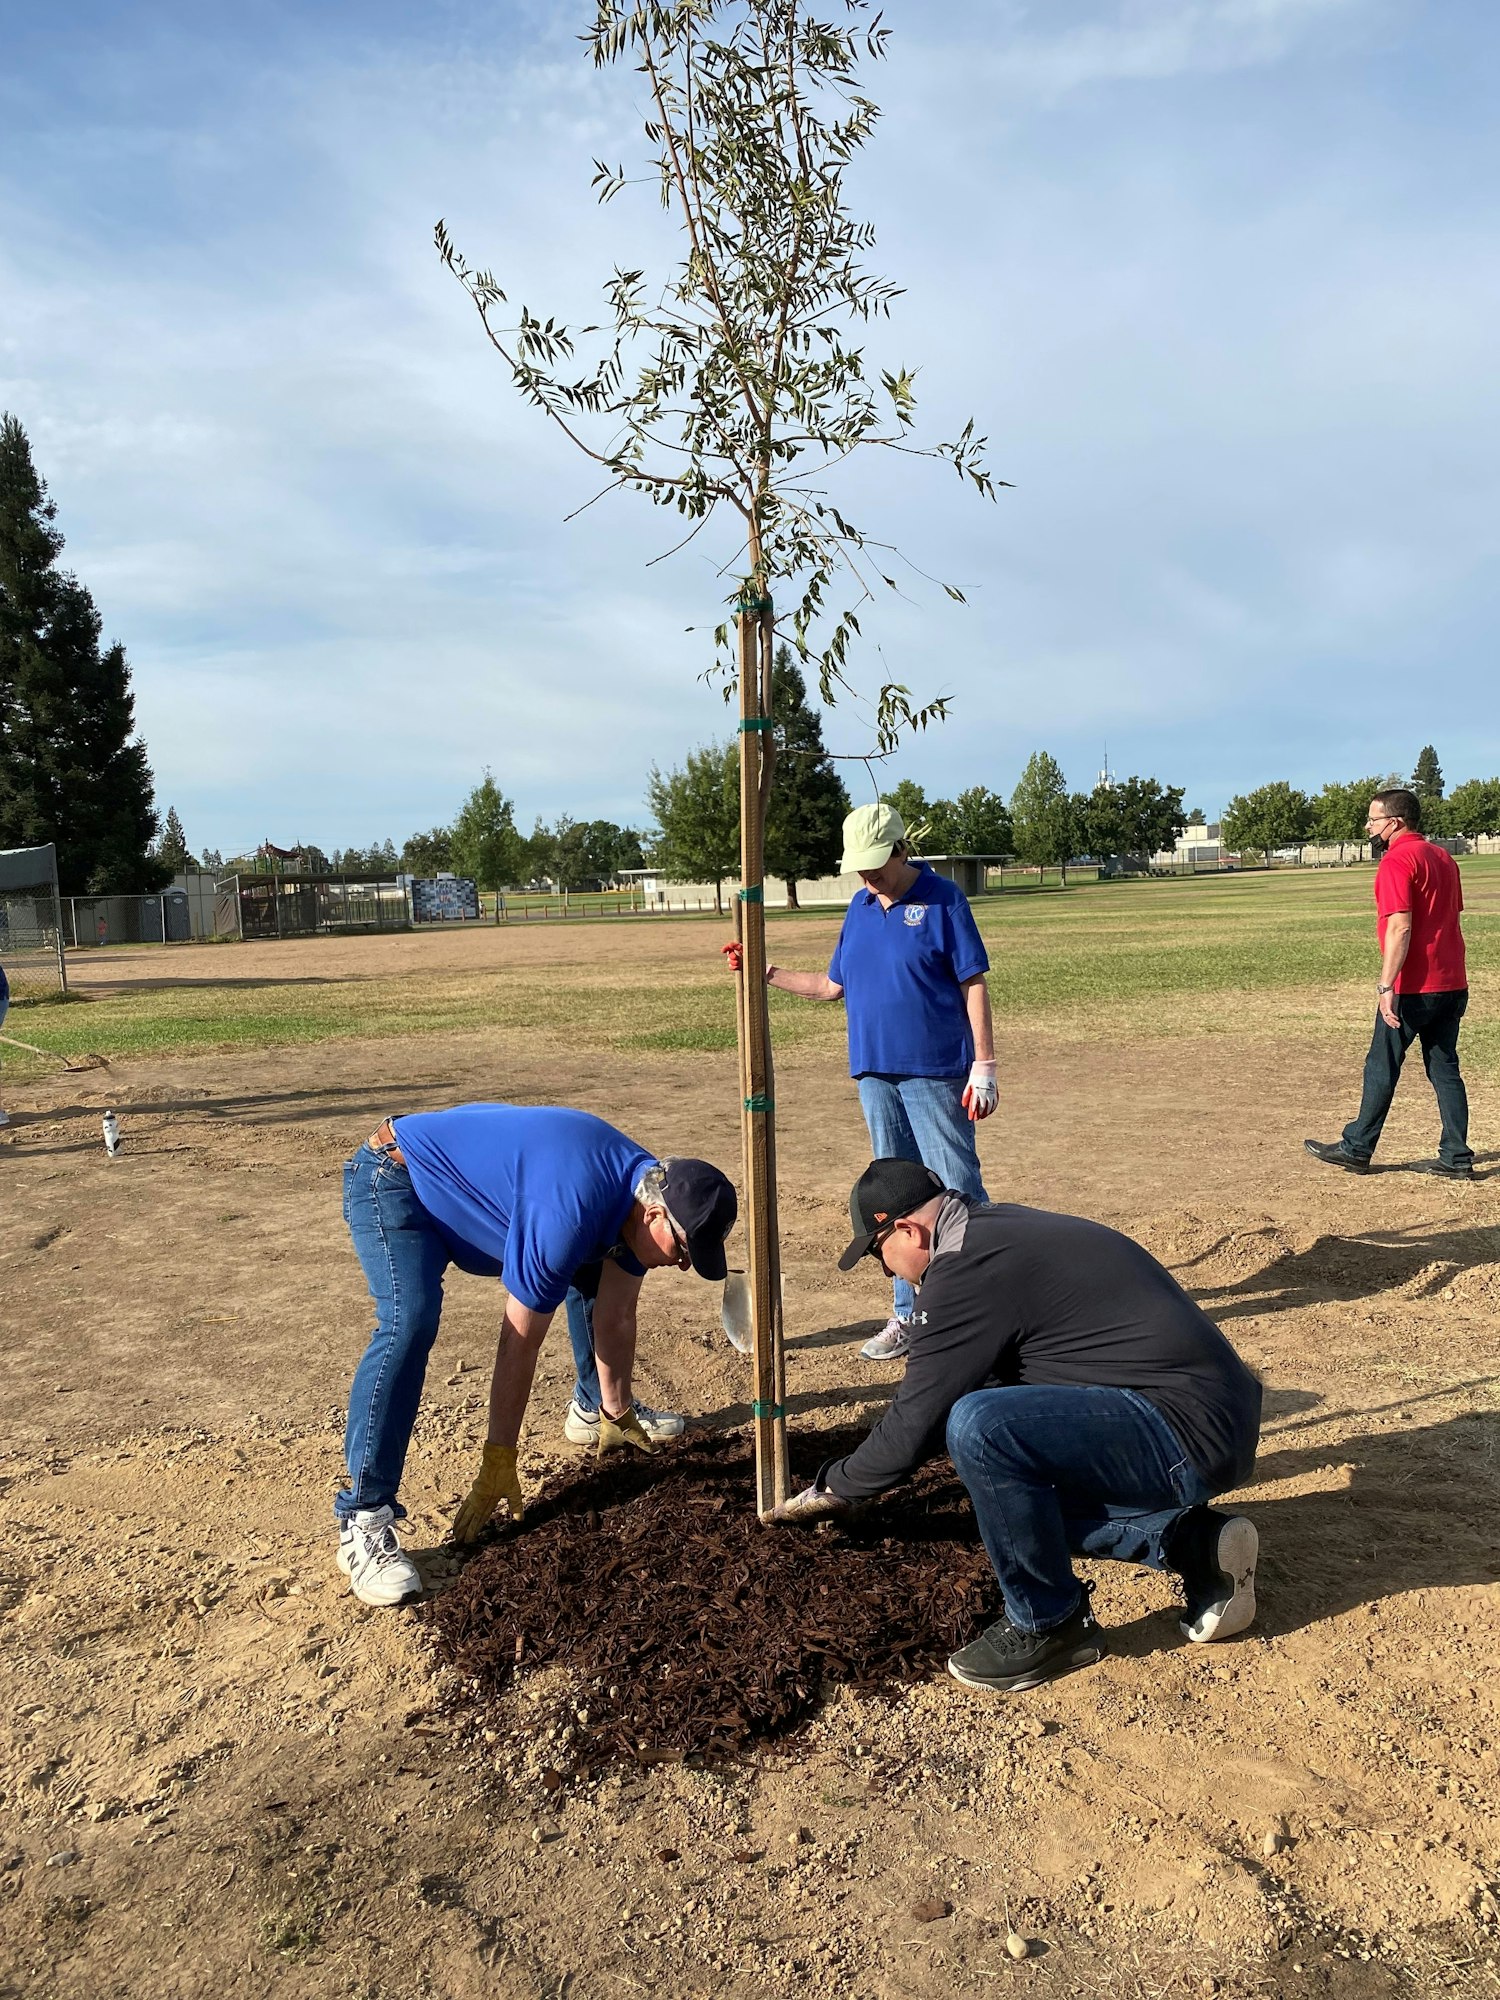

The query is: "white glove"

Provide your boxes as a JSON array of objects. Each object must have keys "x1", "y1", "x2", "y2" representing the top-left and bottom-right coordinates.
[
  {"x1": 770, "y1": 1483, "x2": 856, "y2": 1526},
  {"x1": 962, "y1": 1060, "x2": 998, "y2": 1122}
]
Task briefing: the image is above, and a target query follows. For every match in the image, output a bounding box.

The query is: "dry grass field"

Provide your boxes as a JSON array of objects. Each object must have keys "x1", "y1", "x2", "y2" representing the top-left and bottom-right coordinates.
[{"x1": 1, "y1": 867, "x2": 1497, "y2": 2000}]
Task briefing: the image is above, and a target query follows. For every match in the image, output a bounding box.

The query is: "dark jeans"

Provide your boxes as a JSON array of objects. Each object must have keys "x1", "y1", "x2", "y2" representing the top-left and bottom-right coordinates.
[
  {"x1": 1342, "y1": 989, "x2": 1471, "y2": 1169},
  {"x1": 945, "y1": 1385, "x2": 1213, "y2": 1632}
]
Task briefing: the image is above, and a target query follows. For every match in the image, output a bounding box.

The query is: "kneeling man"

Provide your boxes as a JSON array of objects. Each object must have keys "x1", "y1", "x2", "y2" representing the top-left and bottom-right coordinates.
[
  {"x1": 776, "y1": 1161, "x2": 1261, "y2": 1693},
  {"x1": 338, "y1": 1102, "x2": 736, "y2": 1605}
]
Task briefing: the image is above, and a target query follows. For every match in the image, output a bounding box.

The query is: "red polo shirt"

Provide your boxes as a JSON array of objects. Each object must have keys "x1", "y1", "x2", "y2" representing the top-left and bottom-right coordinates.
[{"x1": 1374, "y1": 832, "x2": 1466, "y2": 993}]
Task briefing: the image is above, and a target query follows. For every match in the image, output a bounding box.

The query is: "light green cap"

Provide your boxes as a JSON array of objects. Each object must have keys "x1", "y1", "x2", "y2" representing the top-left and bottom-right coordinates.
[{"x1": 840, "y1": 801, "x2": 906, "y2": 874}]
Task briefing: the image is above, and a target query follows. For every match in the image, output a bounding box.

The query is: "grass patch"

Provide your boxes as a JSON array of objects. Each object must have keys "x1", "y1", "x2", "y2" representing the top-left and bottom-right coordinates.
[{"x1": 3, "y1": 860, "x2": 1494, "y2": 1079}]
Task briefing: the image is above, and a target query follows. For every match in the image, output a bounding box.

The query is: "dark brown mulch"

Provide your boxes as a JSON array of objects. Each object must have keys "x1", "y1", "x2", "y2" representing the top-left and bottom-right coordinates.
[{"x1": 422, "y1": 1426, "x2": 997, "y2": 1763}]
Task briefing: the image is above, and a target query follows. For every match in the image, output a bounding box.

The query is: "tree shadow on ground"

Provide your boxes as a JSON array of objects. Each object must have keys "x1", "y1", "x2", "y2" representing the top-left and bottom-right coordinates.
[{"x1": 1188, "y1": 1222, "x2": 1500, "y2": 1323}]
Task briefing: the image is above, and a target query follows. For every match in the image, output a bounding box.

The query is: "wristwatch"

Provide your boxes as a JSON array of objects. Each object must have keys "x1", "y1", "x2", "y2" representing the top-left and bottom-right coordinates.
[{"x1": 1377, "y1": 983, "x2": 1394, "y2": 994}]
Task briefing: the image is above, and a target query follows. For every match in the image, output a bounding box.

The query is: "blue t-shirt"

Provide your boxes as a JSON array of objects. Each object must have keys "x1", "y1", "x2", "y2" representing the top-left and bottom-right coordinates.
[
  {"x1": 391, "y1": 1104, "x2": 653, "y2": 1311},
  {"x1": 827, "y1": 862, "x2": 990, "y2": 1079}
]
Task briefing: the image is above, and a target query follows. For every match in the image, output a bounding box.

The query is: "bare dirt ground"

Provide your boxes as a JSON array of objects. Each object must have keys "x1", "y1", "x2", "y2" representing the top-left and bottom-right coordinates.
[{"x1": 2, "y1": 925, "x2": 1498, "y2": 1999}]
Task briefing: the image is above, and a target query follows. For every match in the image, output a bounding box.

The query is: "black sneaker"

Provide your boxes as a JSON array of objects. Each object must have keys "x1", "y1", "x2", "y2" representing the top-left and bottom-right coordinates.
[
  {"x1": 1166, "y1": 1507, "x2": 1258, "y2": 1643},
  {"x1": 946, "y1": 1585, "x2": 1106, "y2": 1694},
  {"x1": 1411, "y1": 1159, "x2": 1475, "y2": 1181},
  {"x1": 1303, "y1": 1138, "x2": 1371, "y2": 1175}
]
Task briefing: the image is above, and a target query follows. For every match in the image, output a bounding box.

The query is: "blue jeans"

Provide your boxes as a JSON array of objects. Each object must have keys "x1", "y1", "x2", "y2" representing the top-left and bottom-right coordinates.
[
  {"x1": 565, "y1": 1287, "x2": 602, "y2": 1413},
  {"x1": 339, "y1": 1142, "x2": 450, "y2": 1523},
  {"x1": 856, "y1": 1073, "x2": 988, "y2": 1319},
  {"x1": 945, "y1": 1385, "x2": 1211, "y2": 1632},
  {"x1": 1342, "y1": 990, "x2": 1472, "y2": 1169}
]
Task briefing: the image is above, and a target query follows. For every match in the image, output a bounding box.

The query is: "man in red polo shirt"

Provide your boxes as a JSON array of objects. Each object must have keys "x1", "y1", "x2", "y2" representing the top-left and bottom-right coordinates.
[{"x1": 1305, "y1": 787, "x2": 1474, "y2": 1180}]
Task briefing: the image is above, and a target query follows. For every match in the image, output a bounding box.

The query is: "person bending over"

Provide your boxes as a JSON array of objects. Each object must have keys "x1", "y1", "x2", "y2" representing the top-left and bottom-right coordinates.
[{"x1": 337, "y1": 1101, "x2": 735, "y2": 1606}]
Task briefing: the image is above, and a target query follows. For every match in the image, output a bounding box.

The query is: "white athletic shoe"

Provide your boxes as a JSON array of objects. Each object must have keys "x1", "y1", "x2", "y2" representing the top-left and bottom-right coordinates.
[
  {"x1": 860, "y1": 1316, "x2": 912, "y2": 1362},
  {"x1": 336, "y1": 1505, "x2": 423, "y2": 1607},
  {"x1": 0, "y1": 1110, "x2": 10, "y2": 1128},
  {"x1": 562, "y1": 1397, "x2": 686, "y2": 1446}
]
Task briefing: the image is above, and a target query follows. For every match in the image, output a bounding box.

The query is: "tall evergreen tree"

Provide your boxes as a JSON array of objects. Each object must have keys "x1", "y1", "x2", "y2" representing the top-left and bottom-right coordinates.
[
  {"x1": 1410, "y1": 745, "x2": 1444, "y2": 799},
  {"x1": 764, "y1": 647, "x2": 849, "y2": 906},
  {"x1": 153, "y1": 806, "x2": 192, "y2": 873},
  {"x1": 0, "y1": 413, "x2": 165, "y2": 890}
]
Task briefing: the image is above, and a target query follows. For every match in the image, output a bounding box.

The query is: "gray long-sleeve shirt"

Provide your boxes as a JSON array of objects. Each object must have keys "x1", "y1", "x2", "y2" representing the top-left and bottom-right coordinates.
[{"x1": 823, "y1": 1198, "x2": 1261, "y2": 1502}]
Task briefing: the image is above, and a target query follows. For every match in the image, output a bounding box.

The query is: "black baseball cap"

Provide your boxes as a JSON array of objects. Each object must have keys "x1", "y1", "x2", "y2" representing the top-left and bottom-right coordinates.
[
  {"x1": 838, "y1": 1158, "x2": 946, "y2": 1270},
  {"x1": 661, "y1": 1158, "x2": 738, "y2": 1281}
]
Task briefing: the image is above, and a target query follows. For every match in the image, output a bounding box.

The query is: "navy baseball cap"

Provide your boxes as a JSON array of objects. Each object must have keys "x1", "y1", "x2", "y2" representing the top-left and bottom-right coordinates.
[
  {"x1": 661, "y1": 1158, "x2": 738, "y2": 1281},
  {"x1": 838, "y1": 1158, "x2": 946, "y2": 1270}
]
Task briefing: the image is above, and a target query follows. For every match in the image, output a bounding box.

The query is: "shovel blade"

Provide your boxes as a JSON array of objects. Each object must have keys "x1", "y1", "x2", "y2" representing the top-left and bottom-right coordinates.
[{"x1": 720, "y1": 1271, "x2": 753, "y2": 1355}]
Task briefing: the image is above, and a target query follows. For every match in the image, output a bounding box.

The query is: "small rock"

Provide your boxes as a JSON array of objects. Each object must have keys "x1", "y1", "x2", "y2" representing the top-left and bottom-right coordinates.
[
  {"x1": 1005, "y1": 1932, "x2": 1030, "y2": 1960},
  {"x1": 46, "y1": 1850, "x2": 80, "y2": 1869},
  {"x1": 1263, "y1": 1830, "x2": 1284, "y2": 1858}
]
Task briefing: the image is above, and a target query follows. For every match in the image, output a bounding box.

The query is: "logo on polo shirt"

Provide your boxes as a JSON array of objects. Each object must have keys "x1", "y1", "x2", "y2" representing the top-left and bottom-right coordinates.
[{"x1": 903, "y1": 903, "x2": 928, "y2": 927}]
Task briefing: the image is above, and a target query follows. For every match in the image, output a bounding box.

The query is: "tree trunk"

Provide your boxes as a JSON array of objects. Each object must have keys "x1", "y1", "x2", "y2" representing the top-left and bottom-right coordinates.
[
  {"x1": 784, "y1": 879, "x2": 799, "y2": 910},
  {"x1": 736, "y1": 573, "x2": 789, "y2": 1519}
]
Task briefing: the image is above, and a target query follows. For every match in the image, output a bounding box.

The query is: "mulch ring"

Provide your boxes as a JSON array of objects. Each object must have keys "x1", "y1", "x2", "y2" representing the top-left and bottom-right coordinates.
[{"x1": 422, "y1": 1425, "x2": 998, "y2": 1765}]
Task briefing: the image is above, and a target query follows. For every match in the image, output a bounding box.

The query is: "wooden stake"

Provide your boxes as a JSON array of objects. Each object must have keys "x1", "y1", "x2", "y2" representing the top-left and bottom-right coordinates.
[{"x1": 736, "y1": 589, "x2": 789, "y2": 1518}]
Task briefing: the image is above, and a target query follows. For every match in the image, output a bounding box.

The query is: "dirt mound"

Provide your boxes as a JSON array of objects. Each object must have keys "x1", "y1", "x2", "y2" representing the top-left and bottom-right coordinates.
[{"x1": 425, "y1": 1428, "x2": 996, "y2": 1763}]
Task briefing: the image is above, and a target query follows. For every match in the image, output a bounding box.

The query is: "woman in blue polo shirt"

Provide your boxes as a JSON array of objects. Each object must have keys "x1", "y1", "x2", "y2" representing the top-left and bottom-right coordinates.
[
  {"x1": 336, "y1": 1101, "x2": 735, "y2": 1606},
  {"x1": 751, "y1": 802, "x2": 997, "y2": 1360}
]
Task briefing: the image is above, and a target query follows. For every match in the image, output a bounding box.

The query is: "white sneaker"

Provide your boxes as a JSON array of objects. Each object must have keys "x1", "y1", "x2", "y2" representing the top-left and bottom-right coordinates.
[
  {"x1": 562, "y1": 1397, "x2": 686, "y2": 1445},
  {"x1": 336, "y1": 1505, "x2": 422, "y2": 1606},
  {"x1": 860, "y1": 1316, "x2": 912, "y2": 1362},
  {"x1": 0, "y1": 1110, "x2": 10, "y2": 1128}
]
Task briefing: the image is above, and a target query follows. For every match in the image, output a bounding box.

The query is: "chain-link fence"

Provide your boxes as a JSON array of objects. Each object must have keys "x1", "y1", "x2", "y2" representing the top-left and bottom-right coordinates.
[
  {"x1": 0, "y1": 844, "x2": 68, "y2": 1001},
  {"x1": 215, "y1": 874, "x2": 412, "y2": 939}
]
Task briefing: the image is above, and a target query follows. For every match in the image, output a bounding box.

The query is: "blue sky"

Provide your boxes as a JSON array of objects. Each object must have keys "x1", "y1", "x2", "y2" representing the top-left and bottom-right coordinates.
[{"x1": 3, "y1": 0, "x2": 1497, "y2": 856}]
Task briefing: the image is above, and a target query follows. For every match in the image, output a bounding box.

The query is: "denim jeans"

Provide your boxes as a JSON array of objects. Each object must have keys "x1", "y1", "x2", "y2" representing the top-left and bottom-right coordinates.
[
  {"x1": 565, "y1": 1287, "x2": 601, "y2": 1413},
  {"x1": 339, "y1": 1142, "x2": 451, "y2": 1523},
  {"x1": 856, "y1": 1073, "x2": 988, "y2": 1319},
  {"x1": 1342, "y1": 990, "x2": 1472, "y2": 1169},
  {"x1": 945, "y1": 1384, "x2": 1212, "y2": 1632}
]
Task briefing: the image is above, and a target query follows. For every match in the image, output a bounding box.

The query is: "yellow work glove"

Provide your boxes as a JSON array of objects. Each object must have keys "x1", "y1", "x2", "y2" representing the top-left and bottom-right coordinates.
[
  {"x1": 452, "y1": 1443, "x2": 524, "y2": 1542},
  {"x1": 597, "y1": 1404, "x2": 656, "y2": 1456}
]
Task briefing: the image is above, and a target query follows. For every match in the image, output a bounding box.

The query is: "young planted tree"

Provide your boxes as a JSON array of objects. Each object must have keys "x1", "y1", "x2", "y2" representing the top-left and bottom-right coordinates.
[{"x1": 438, "y1": 0, "x2": 997, "y2": 1511}]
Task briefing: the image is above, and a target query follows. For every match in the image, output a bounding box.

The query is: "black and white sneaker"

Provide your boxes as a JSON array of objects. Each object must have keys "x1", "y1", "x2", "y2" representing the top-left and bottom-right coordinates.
[
  {"x1": 947, "y1": 1585, "x2": 1106, "y2": 1694},
  {"x1": 1169, "y1": 1507, "x2": 1258, "y2": 1642}
]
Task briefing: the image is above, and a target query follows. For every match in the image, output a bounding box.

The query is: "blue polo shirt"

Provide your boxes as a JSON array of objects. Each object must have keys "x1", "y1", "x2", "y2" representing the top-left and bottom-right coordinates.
[
  {"x1": 827, "y1": 862, "x2": 989, "y2": 1079},
  {"x1": 390, "y1": 1104, "x2": 652, "y2": 1311}
]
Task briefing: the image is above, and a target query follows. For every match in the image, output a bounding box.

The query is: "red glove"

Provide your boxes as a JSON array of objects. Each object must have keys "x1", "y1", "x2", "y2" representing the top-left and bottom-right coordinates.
[{"x1": 721, "y1": 941, "x2": 744, "y2": 973}]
